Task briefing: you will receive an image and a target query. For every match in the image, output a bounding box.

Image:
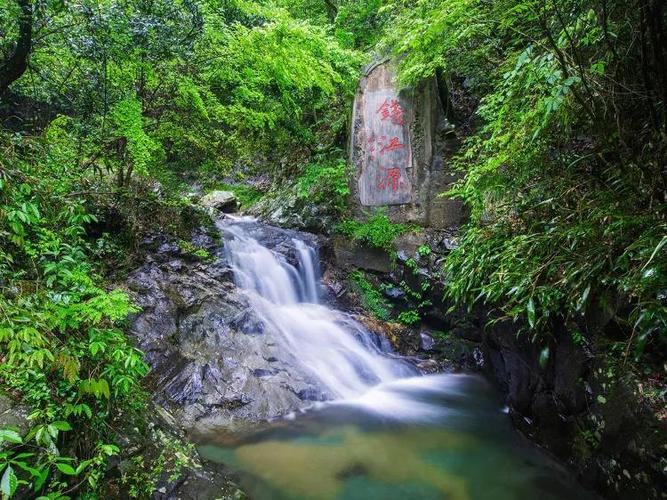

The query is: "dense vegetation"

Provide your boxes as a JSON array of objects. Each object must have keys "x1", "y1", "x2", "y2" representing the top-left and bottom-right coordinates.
[
  {"x1": 383, "y1": 0, "x2": 666, "y2": 361},
  {"x1": 0, "y1": 0, "x2": 361, "y2": 496},
  {"x1": 1, "y1": 0, "x2": 665, "y2": 497}
]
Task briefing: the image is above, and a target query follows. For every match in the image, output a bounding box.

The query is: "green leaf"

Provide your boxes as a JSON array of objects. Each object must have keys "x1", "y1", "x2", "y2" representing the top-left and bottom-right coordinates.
[
  {"x1": 1, "y1": 464, "x2": 18, "y2": 497},
  {"x1": 33, "y1": 468, "x2": 48, "y2": 492},
  {"x1": 0, "y1": 429, "x2": 23, "y2": 444},
  {"x1": 526, "y1": 298, "x2": 536, "y2": 328},
  {"x1": 75, "y1": 459, "x2": 92, "y2": 475},
  {"x1": 50, "y1": 421, "x2": 71, "y2": 432},
  {"x1": 55, "y1": 463, "x2": 77, "y2": 476},
  {"x1": 576, "y1": 285, "x2": 591, "y2": 311},
  {"x1": 98, "y1": 379, "x2": 110, "y2": 399}
]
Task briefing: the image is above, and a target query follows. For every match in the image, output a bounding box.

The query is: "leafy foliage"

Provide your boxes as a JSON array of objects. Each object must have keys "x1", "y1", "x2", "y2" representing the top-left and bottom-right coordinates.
[
  {"x1": 381, "y1": 0, "x2": 667, "y2": 358},
  {"x1": 349, "y1": 271, "x2": 392, "y2": 320},
  {"x1": 338, "y1": 211, "x2": 415, "y2": 250},
  {"x1": 0, "y1": 129, "x2": 148, "y2": 497},
  {"x1": 0, "y1": 2, "x2": 364, "y2": 494},
  {"x1": 2, "y1": 0, "x2": 664, "y2": 494},
  {"x1": 296, "y1": 158, "x2": 351, "y2": 213}
]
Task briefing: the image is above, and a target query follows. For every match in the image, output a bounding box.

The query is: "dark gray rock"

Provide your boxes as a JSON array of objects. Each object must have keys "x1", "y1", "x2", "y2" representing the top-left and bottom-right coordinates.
[
  {"x1": 332, "y1": 236, "x2": 392, "y2": 273},
  {"x1": 479, "y1": 314, "x2": 667, "y2": 499},
  {"x1": 247, "y1": 186, "x2": 338, "y2": 234},
  {"x1": 127, "y1": 222, "x2": 326, "y2": 431},
  {"x1": 419, "y1": 332, "x2": 435, "y2": 351},
  {"x1": 0, "y1": 395, "x2": 30, "y2": 438},
  {"x1": 383, "y1": 286, "x2": 405, "y2": 299}
]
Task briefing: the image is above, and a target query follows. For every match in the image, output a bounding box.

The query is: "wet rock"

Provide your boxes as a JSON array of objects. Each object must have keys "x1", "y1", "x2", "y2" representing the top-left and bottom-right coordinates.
[
  {"x1": 199, "y1": 191, "x2": 239, "y2": 213},
  {"x1": 415, "y1": 359, "x2": 441, "y2": 373},
  {"x1": 0, "y1": 395, "x2": 30, "y2": 438},
  {"x1": 420, "y1": 332, "x2": 435, "y2": 351},
  {"x1": 248, "y1": 187, "x2": 337, "y2": 234},
  {"x1": 383, "y1": 287, "x2": 404, "y2": 299},
  {"x1": 127, "y1": 222, "x2": 326, "y2": 431},
  {"x1": 332, "y1": 236, "x2": 391, "y2": 273},
  {"x1": 107, "y1": 404, "x2": 243, "y2": 500},
  {"x1": 296, "y1": 387, "x2": 328, "y2": 402}
]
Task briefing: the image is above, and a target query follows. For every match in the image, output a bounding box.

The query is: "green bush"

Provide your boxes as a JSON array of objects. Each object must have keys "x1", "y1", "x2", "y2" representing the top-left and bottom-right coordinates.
[
  {"x1": 349, "y1": 271, "x2": 392, "y2": 320},
  {"x1": 0, "y1": 130, "x2": 148, "y2": 498},
  {"x1": 383, "y1": 0, "x2": 667, "y2": 358},
  {"x1": 337, "y1": 211, "x2": 415, "y2": 251},
  {"x1": 296, "y1": 159, "x2": 351, "y2": 213},
  {"x1": 398, "y1": 310, "x2": 421, "y2": 325}
]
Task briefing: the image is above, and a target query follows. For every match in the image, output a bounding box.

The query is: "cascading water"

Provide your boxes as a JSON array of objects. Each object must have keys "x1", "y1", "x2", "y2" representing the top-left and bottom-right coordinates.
[
  {"x1": 221, "y1": 218, "x2": 416, "y2": 402},
  {"x1": 202, "y1": 217, "x2": 595, "y2": 500}
]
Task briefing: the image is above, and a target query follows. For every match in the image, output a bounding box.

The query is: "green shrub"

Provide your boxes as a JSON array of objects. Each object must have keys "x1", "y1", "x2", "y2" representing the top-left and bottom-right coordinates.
[
  {"x1": 398, "y1": 310, "x2": 421, "y2": 325},
  {"x1": 337, "y1": 211, "x2": 415, "y2": 250},
  {"x1": 177, "y1": 240, "x2": 213, "y2": 261},
  {"x1": 0, "y1": 130, "x2": 149, "y2": 498},
  {"x1": 383, "y1": 0, "x2": 667, "y2": 358},
  {"x1": 349, "y1": 271, "x2": 392, "y2": 320},
  {"x1": 296, "y1": 159, "x2": 351, "y2": 214}
]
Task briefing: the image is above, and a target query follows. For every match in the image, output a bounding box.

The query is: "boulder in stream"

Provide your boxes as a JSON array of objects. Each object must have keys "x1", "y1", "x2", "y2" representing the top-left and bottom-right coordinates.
[
  {"x1": 127, "y1": 222, "x2": 330, "y2": 432},
  {"x1": 199, "y1": 191, "x2": 239, "y2": 213}
]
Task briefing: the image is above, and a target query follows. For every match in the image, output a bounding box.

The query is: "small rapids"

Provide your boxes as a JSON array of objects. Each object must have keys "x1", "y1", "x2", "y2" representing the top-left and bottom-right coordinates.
[
  {"x1": 200, "y1": 217, "x2": 595, "y2": 500},
  {"x1": 220, "y1": 217, "x2": 416, "y2": 402}
]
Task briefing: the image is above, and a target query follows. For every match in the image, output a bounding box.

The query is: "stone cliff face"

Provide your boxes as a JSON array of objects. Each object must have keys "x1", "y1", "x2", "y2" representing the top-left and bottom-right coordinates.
[
  {"x1": 349, "y1": 60, "x2": 465, "y2": 229},
  {"x1": 481, "y1": 315, "x2": 667, "y2": 500}
]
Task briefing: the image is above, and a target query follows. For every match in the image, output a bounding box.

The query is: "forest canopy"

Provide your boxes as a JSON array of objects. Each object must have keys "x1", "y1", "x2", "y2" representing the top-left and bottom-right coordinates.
[{"x1": 0, "y1": 0, "x2": 665, "y2": 497}]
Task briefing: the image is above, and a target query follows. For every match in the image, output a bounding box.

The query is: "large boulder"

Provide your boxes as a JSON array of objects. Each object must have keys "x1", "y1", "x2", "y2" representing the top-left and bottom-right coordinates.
[
  {"x1": 126, "y1": 224, "x2": 326, "y2": 431},
  {"x1": 349, "y1": 60, "x2": 466, "y2": 229},
  {"x1": 0, "y1": 394, "x2": 30, "y2": 437},
  {"x1": 247, "y1": 185, "x2": 338, "y2": 234},
  {"x1": 199, "y1": 191, "x2": 238, "y2": 213}
]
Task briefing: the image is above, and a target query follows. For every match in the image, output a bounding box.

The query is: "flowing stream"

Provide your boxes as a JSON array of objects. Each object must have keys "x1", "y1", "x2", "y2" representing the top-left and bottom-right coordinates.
[{"x1": 198, "y1": 218, "x2": 594, "y2": 500}]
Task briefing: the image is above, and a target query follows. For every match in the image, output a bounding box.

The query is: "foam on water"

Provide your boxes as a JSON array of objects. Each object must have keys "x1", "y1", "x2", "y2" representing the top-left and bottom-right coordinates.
[{"x1": 220, "y1": 218, "x2": 417, "y2": 403}]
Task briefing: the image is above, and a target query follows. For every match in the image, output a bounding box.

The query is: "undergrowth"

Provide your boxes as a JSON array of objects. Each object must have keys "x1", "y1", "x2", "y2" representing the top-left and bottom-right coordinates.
[{"x1": 337, "y1": 211, "x2": 415, "y2": 251}]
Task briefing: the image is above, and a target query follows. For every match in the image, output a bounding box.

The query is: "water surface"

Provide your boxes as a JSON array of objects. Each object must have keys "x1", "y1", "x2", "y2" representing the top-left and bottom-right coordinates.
[
  {"x1": 199, "y1": 374, "x2": 592, "y2": 500},
  {"x1": 200, "y1": 218, "x2": 593, "y2": 500}
]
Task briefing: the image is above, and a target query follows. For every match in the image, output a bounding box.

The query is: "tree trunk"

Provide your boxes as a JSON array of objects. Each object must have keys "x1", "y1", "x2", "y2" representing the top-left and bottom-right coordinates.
[
  {"x1": 323, "y1": 0, "x2": 338, "y2": 22},
  {"x1": 0, "y1": 0, "x2": 33, "y2": 95}
]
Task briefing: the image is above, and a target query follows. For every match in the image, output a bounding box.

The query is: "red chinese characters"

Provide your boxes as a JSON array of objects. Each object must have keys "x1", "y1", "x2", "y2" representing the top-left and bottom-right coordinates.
[
  {"x1": 360, "y1": 92, "x2": 410, "y2": 202},
  {"x1": 377, "y1": 98, "x2": 405, "y2": 125},
  {"x1": 376, "y1": 166, "x2": 402, "y2": 192},
  {"x1": 379, "y1": 136, "x2": 404, "y2": 155},
  {"x1": 367, "y1": 135, "x2": 404, "y2": 160}
]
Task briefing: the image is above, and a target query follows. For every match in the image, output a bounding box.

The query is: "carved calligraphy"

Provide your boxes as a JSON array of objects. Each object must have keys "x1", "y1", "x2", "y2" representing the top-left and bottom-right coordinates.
[{"x1": 358, "y1": 90, "x2": 412, "y2": 206}]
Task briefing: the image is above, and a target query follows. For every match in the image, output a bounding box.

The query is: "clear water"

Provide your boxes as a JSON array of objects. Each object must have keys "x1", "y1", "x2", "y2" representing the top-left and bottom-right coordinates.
[{"x1": 201, "y1": 218, "x2": 594, "y2": 500}]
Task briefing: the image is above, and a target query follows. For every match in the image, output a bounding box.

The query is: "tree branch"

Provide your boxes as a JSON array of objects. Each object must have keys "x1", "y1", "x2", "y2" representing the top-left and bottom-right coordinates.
[{"x1": 0, "y1": 0, "x2": 33, "y2": 95}]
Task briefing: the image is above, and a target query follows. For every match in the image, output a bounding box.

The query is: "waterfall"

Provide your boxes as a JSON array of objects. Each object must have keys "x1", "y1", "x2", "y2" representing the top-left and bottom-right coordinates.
[{"x1": 220, "y1": 218, "x2": 415, "y2": 401}]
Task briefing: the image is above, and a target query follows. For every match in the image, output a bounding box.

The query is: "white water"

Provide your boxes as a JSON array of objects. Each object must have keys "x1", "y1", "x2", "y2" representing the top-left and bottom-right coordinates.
[
  {"x1": 204, "y1": 219, "x2": 596, "y2": 500},
  {"x1": 220, "y1": 218, "x2": 416, "y2": 401}
]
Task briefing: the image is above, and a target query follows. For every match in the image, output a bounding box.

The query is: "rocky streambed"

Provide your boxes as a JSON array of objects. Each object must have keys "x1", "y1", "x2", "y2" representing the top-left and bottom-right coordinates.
[
  {"x1": 124, "y1": 215, "x2": 600, "y2": 500},
  {"x1": 127, "y1": 217, "x2": 415, "y2": 431}
]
